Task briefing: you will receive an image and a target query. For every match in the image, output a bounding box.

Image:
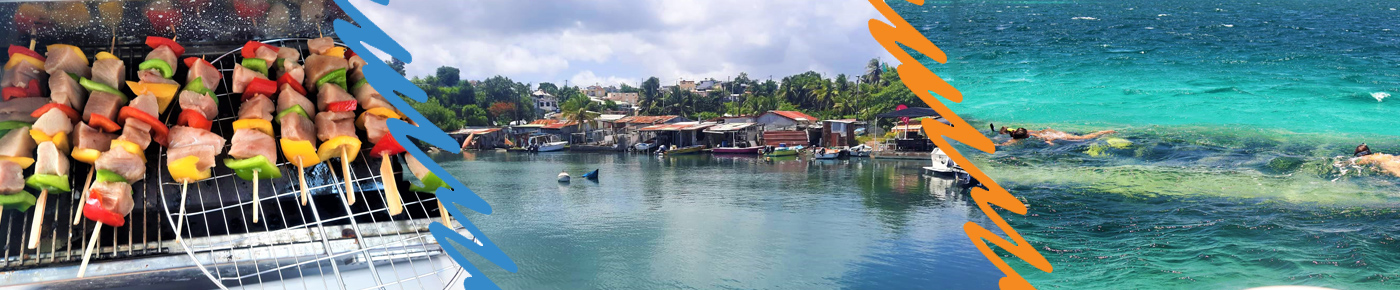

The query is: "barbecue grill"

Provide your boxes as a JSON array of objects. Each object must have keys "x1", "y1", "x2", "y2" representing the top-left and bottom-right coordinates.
[{"x1": 1, "y1": 22, "x2": 475, "y2": 290}]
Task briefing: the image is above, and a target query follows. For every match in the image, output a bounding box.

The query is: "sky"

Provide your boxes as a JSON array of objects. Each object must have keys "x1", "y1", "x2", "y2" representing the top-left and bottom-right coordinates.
[{"x1": 349, "y1": 0, "x2": 895, "y2": 88}]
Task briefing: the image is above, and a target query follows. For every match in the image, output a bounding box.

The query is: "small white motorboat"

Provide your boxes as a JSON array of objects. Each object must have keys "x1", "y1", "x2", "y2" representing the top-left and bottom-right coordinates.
[
  {"x1": 557, "y1": 172, "x2": 571, "y2": 183},
  {"x1": 537, "y1": 141, "x2": 568, "y2": 152},
  {"x1": 634, "y1": 142, "x2": 655, "y2": 152},
  {"x1": 813, "y1": 148, "x2": 841, "y2": 159},
  {"x1": 922, "y1": 148, "x2": 961, "y2": 175},
  {"x1": 847, "y1": 144, "x2": 872, "y2": 157}
]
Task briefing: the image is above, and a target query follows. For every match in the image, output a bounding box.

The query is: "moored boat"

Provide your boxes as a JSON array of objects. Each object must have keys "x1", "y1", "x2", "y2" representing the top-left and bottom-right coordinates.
[
  {"x1": 813, "y1": 147, "x2": 841, "y2": 159},
  {"x1": 711, "y1": 146, "x2": 764, "y2": 154},
  {"x1": 663, "y1": 145, "x2": 706, "y2": 156},
  {"x1": 847, "y1": 144, "x2": 872, "y2": 157},
  {"x1": 536, "y1": 141, "x2": 567, "y2": 152},
  {"x1": 765, "y1": 145, "x2": 803, "y2": 157}
]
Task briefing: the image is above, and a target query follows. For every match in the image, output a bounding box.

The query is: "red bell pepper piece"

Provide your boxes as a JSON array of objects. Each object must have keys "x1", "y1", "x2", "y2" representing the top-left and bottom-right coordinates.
[
  {"x1": 145, "y1": 36, "x2": 185, "y2": 56},
  {"x1": 242, "y1": 78, "x2": 278, "y2": 100},
  {"x1": 84, "y1": 190, "x2": 126, "y2": 227},
  {"x1": 22, "y1": 80, "x2": 39, "y2": 99},
  {"x1": 1, "y1": 87, "x2": 26, "y2": 101},
  {"x1": 241, "y1": 41, "x2": 278, "y2": 59},
  {"x1": 7, "y1": 45, "x2": 45, "y2": 61},
  {"x1": 369, "y1": 134, "x2": 407, "y2": 157},
  {"x1": 327, "y1": 100, "x2": 358, "y2": 112},
  {"x1": 31, "y1": 102, "x2": 80, "y2": 121},
  {"x1": 182, "y1": 56, "x2": 208, "y2": 68},
  {"x1": 277, "y1": 73, "x2": 307, "y2": 95},
  {"x1": 89, "y1": 113, "x2": 121, "y2": 132},
  {"x1": 177, "y1": 110, "x2": 212, "y2": 131},
  {"x1": 345, "y1": 49, "x2": 357, "y2": 60},
  {"x1": 119, "y1": 107, "x2": 170, "y2": 147}
]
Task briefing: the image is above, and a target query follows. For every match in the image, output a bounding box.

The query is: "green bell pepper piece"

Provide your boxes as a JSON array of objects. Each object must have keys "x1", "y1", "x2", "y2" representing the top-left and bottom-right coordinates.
[
  {"x1": 275, "y1": 104, "x2": 310, "y2": 121},
  {"x1": 316, "y1": 68, "x2": 348, "y2": 90},
  {"x1": 224, "y1": 155, "x2": 282, "y2": 180},
  {"x1": 0, "y1": 191, "x2": 36, "y2": 212},
  {"x1": 409, "y1": 172, "x2": 453, "y2": 193},
  {"x1": 95, "y1": 169, "x2": 127, "y2": 183},
  {"x1": 25, "y1": 174, "x2": 70, "y2": 193},
  {"x1": 352, "y1": 79, "x2": 369, "y2": 92},
  {"x1": 242, "y1": 58, "x2": 269, "y2": 76},
  {"x1": 138, "y1": 59, "x2": 174, "y2": 79},
  {"x1": 185, "y1": 77, "x2": 217, "y2": 105},
  {"x1": 79, "y1": 77, "x2": 127, "y2": 102},
  {"x1": 273, "y1": 58, "x2": 284, "y2": 74}
]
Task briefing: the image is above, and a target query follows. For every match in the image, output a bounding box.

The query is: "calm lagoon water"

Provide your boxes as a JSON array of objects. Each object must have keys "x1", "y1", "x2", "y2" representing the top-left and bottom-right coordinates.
[{"x1": 438, "y1": 152, "x2": 1002, "y2": 289}]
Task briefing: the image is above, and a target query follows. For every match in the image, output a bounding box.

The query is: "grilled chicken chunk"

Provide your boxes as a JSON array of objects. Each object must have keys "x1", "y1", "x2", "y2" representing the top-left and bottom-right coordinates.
[
  {"x1": 167, "y1": 126, "x2": 226, "y2": 172},
  {"x1": 89, "y1": 180, "x2": 135, "y2": 216},
  {"x1": 44, "y1": 46, "x2": 90, "y2": 79},
  {"x1": 0, "y1": 127, "x2": 35, "y2": 158},
  {"x1": 0, "y1": 98, "x2": 45, "y2": 123},
  {"x1": 228, "y1": 129, "x2": 276, "y2": 162},
  {"x1": 146, "y1": 45, "x2": 178, "y2": 70},
  {"x1": 307, "y1": 37, "x2": 335, "y2": 55},
  {"x1": 49, "y1": 72, "x2": 86, "y2": 109},
  {"x1": 92, "y1": 58, "x2": 126, "y2": 90},
  {"x1": 279, "y1": 113, "x2": 316, "y2": 142},
  {"x1": 96, "y1": 148, "x2": 146, "y2": 182},
  {"x1": 179, "y1": 90, "x2": 219, "y2": 119},
  {"x1": 32, "y1": 109, "x2": 73, "y2": 137},
  {"x1": 314, "y1": 111, "x2": 355, "y2": 142},
  {"x1": 231, "y1": 63, "x2": 267, "y2": 94},
  {"x1": 34, "y1": 142, "x2": 68, "y2": 176},
  {"x1": 277, "y1": 84, "x2": 316, "y2": 118},
  {"x1": 83, "y1": 91, "x2": 125, "y2": 123},
  {"x1": 238, "y1": 94, "x2": 275, "y2": 121},
  {"x1": 0, "y1": 161, "x2": 23, "y2": 194},
  {"x1": 185, "y1": 58, "x2": 221, "y2": 90},
  {"x1": 316, "y1": 83, "x2": 354, "y2": 111},
  {"x1": 74, "y1": 122, "x2": 114, "y2": 152}
]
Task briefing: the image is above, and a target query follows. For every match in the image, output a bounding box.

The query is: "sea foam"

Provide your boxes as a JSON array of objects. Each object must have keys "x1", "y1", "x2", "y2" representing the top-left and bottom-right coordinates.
[{"x1": 1372, "y1": 92, "x2": 1390, "y2": 102}]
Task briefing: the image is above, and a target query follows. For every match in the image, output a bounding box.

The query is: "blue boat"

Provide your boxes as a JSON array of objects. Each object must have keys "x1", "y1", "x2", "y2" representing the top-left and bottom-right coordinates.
[{"x1": 582, "y1": 169, "x2": 599, "y2": 180}]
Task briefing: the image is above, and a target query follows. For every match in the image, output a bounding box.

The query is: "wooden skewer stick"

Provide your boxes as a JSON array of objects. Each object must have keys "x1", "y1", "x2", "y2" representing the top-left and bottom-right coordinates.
[
  {"x1": 76, "y1": 224, "x2": 102, "y2": 277},
  {"x1": 252, "y1": 171, "x2": 260, "y2": 224},
  {"x1": 27, "y1": 189, "x2": 47, "y2": 249},
  {"x1": 438, "y1": 200, "x2": 451, "y2": 226},
  {"x1": 341, "y1": 149, "x2": 355, "y2": 205},
  {"x1": 174, "y1": 182, "x2": 188, "y2": 242},
  {"x1": 381, "y1": 152, "x2": 402, "y2": 216},
  {"x1": 73, "y1": 168, "x2": 94, "y2": 225},
  {"x1": 297, "y1": 156, "x2": 309, "y2": 206}
]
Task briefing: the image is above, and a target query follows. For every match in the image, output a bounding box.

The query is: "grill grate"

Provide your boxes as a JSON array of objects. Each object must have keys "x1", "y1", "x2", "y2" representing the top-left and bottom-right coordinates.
[{"x1": 0, "y1": 38, "x2": 475, "y2": 289}]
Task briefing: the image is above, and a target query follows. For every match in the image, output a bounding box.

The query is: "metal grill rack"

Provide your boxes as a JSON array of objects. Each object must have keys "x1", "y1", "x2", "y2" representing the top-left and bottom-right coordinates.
[{"x1": 0, "y1": 39, "x2": 476, "y2": 289}]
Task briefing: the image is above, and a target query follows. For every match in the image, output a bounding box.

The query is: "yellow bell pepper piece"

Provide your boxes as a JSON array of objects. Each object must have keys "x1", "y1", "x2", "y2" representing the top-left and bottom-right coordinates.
[
  {"x1": 95, "y1": 51, "x2": 119, "y2": 61},
  {"x1": 128, "y1": 81, "x2": 181, "y2": 112},
  {"x1": 109, "y1": 139, "x2": 146, "y2": 162},
  {"x1": 316, "y1": 136, "x2": 361, "y2": 162},
  {"x1": 29, "y1": 130, "x2": 69, "y2": 153},
  {"x1": 4, "y1": 54, "x2": 44, "y2": 70},
  {"x1": 232, "y1": 119, "x2": 274, "y2": 136},
  {"x1": 323, "y1": 47, "x2": 348, "y2": 58},
  {"x1": 46, "y1": 44, "x2": 89, "y2": 66},
  {"x1": 0, "y1": 156, "x2": 34, "y2": 169},
  {"x1": 280, "y1": 139, "x2": 321, "y2": 168},
  {"x1": 169, "y1": 155, "x2": 211, "y2": 182},
  {"x1": 71, "y1": 148, "x2": 101, "y2": 164}
]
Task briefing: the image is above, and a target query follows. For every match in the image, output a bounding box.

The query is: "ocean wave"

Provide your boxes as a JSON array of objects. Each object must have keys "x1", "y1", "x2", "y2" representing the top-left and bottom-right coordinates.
[{"x1": 1372, "y1": 92, "x2": 1390, "y2": 102}]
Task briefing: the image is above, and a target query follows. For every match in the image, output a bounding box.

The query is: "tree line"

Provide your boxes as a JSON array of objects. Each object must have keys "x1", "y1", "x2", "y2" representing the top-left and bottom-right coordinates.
[{"x1": 390, "y1": 58, "x2": 921, "y2": 130}]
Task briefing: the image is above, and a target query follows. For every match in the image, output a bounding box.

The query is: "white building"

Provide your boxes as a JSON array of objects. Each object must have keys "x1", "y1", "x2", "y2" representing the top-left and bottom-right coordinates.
[{"x1": 533, "y1": 89, "x2": 559, "y2": 116}]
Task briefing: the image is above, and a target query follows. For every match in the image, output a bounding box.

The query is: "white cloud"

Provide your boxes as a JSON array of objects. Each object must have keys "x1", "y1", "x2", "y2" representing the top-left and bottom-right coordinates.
[{"x1": 347, "y1": 0, "x2": 894, "y2": 86}]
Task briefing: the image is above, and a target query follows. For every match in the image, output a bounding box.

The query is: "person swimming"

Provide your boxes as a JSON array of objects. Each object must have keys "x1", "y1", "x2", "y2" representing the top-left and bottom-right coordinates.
[{"x1": 991, "y1": 123, "x2": 1117, "y2": 146}]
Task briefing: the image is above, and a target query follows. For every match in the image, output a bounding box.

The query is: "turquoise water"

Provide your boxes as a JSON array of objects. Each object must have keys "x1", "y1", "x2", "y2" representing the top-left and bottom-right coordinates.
[
  {"x1": 438, "y1": 152, "x2": 1004, "y2": 289},
  {"x1": 893, "y1": 0, "x2": 1400, "y2": 289}
]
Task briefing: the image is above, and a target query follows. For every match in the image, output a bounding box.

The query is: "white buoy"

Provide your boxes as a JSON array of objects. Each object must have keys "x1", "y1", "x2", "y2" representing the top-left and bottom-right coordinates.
[{"x1": 557, "y1": 172, "x2": 570, "y2": 183}]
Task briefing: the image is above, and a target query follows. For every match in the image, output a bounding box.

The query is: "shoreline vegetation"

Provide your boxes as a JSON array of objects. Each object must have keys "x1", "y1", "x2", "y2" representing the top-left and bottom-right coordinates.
[{"x1": 385, "y1": 58, "x2": 920, "y2": 130}]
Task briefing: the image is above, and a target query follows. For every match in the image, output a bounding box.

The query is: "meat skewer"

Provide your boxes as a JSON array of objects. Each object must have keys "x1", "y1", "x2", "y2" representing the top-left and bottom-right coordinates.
[
  {"x1": 305, "y1": 37, "x2": 357, "y2": 205},
  {"x1": 25, "y1": 42, "x2": 89, "y2": 250},
  {"x1": 72, "y1": 47, "x2": 128, "y2": 226},
  {"x1": 224, "y1": 41, "x2": 278, "y2": 223},
  {"x1": 273, "y1": 41, "x2": 320, "y2": 206},
  {"x1": 347, "y1": 51, "x2": 408, "y2": 215}
]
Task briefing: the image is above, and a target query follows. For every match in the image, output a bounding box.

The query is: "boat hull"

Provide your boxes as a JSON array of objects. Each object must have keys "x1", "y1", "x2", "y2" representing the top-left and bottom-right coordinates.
[
  {"x1": 537, "y1": 142, "x2": 568, "y2": 152},
  {"x1": 712, "y1": 146, "x2": 764, "y2": 154},
  {"x1": 664, "y1": 146, "x2": 706, "y2": 156},
  {"x1": 765, "y1": 150, "x2": 799, "y2": 157}
]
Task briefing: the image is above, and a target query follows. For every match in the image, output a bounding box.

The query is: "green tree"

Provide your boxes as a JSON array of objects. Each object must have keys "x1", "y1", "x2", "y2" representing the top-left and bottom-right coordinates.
[
  {"x1": 460, "y1": 104, "x2": 489, "y2": 126},
  {"x1": 639, "y1": 77, "x2": 661, "y2": 115},
  {"x1": 435, "y1": 66, "x2": 461, "y2": 87},
  {"x1": 560, "y1": 97, "x2": 601, "y2": 130},
  {"x1": 537, "y1": 82, "x2": 559, "y2": 97},
  {"x1": 386, "y1": 57, "x2": 407, "y2": 76}
]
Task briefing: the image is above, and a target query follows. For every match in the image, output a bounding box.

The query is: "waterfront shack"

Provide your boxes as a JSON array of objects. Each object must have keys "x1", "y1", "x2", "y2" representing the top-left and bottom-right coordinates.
[
  {"x1": 638, "y1": 122, "x2": 715, "y2": 148},
  {"x1": 541, "y1": 120, "x2": 582, "y2": 143},
  {"x1": 872, "y1": 107, "x2": 945, "y2": 159},
  {"x1": 755, "y1": 110, "x2": 819, "y2": 131},
  {"x1": 821, "y1": 119, "x2": 866, "y2": 148},
  {"x1": 757, "y1": 110, "x2": 819, "y2": 146},
  {"x1": 611, "y1": 115, "x2": 689, "y2": 148},
  {"x1": 703, "y1": 122, "x2": 762, "y2": 148}
]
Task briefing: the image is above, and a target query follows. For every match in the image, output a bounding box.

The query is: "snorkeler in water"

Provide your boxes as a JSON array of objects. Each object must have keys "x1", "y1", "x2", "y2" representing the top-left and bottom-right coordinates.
[{"x1": 990, "y1": 123, "x2": 1117, "y2": 146}]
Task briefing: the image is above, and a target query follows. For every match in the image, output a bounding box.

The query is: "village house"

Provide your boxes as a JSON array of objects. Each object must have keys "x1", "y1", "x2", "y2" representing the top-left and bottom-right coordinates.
[
  {"x1": 820, "y1": 119, "x2": 866, "y2": 148},
  {"x1": 533, "y1": 89, "x2": 559, "y2": 116}
]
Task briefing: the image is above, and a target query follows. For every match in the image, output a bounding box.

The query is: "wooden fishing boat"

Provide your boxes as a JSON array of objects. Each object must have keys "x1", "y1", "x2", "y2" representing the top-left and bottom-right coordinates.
[
  {"x1": 663, "y1": 145, "x2": 706, "y2": 156},
  {"x1": 711, "y1": 146, "x2": 764, "y2": 154}
]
